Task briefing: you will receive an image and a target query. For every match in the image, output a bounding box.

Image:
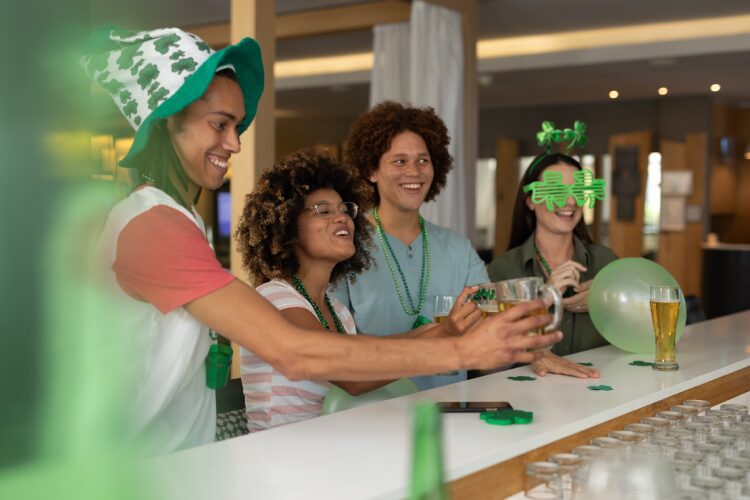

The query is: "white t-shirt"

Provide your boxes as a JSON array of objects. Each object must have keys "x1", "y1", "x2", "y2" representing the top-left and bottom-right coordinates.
[
  {"x1": 241, "y1": 279, "x2": 356, "y2": 432},
  {"x1": 100, "y1": 186, "x2": 235, "y2": 454}
]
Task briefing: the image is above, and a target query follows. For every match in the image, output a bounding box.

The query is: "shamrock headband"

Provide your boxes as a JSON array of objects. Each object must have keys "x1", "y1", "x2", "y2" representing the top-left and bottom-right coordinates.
[{"x1": 523, "y1": 120, "x2": 607, "y2": 211}]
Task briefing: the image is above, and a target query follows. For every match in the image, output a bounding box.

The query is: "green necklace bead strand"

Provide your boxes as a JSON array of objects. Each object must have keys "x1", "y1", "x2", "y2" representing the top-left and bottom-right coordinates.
[
  {"x1": 290, "y1": 273, "x2": 346, "y2": 334},
  {"x1": 372, "y1": 207, "x2": 431, "y2": 317},
  {"x1": 533, "y1": 242, "x2": 553, "y2": 276}
]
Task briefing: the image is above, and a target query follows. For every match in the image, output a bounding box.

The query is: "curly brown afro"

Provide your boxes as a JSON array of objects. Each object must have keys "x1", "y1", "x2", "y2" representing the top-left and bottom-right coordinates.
[
  {"x1": 235, "y1": 148, "x2": 374, "y2": 287},
  {"x1": 344, "y1": 100, "x2": 453, "y2": 205}
]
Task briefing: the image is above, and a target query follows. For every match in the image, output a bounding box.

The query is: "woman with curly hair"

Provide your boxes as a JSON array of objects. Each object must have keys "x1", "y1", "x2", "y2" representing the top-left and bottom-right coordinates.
[
  {"x1": 236, "y1": 149, "x2": 476, "y2": 430},
  {"x1": 331, "y1": 101, "x2": 491, "y2": 391}
]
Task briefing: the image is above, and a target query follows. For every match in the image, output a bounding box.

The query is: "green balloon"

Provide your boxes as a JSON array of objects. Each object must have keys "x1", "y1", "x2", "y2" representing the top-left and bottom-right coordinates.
[
  {"x1": 589, "y1": 258, "x2": 687, "y2": 354},
  {"x1": 321, "y1": 378, "x2": 418, "y2": 415}
]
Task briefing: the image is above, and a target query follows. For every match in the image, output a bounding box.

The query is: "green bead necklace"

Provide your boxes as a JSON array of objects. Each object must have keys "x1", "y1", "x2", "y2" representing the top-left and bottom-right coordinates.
[
  {"x1": 532, "y1": 241, "x2": 552, "y2": 276},
  {"x1": 290, "y1": 273, "x2": 345, "y2": 334},
  {"x1": 372, "y1": 206, "x2": 431, "y2": 317},
  {"x1": 533, "y1": 241, "x2": 577, "y2": 298}
]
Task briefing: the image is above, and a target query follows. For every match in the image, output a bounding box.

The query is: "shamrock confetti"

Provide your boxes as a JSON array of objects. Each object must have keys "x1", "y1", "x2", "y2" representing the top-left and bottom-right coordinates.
[
  {"x1": 508, "y1": 376, "x2": 537, "y2": 381},
  {"x1": 588, "y1": 385, "x2": 613, "y2": 391},
  {"x1": 629, "y1": 361, "x2": 654, "y2": 367}
]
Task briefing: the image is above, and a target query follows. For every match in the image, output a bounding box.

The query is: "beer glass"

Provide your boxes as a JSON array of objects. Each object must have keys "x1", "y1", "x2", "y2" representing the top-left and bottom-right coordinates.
[
  {"x1": 432, "y1": 295, "x2": 455, "y2": 324},
  {"x1": 494, "y1": 277, "x2": 562, "y2": 347},
  {"x1": 649, "y1": 286, "x2": 681, "y2": 371},
  {"x1": 433, "y1": 296, "x2": 459, "y2": 375}
]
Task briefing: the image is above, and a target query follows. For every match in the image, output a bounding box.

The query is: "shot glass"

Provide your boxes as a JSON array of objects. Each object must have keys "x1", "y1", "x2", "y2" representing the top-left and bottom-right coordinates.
[
  {"x1": 720, "y1": 403, "x2": 749, "y2": 418},
  {"x1": 549, "y1": 453, "x2": 582, "y2": 498},
  {"x1": 609, "y1": 430, "x2": 646, "y2": 446},
  {"x1": 524, "y1": 461, "x2": 563, "y2": 499},
  {"x1": 682, "y1": 399, "x2": 711, "y2": 416},
  {"x1": 656, "y1": 410, "x2": 687, "y2": 427}
]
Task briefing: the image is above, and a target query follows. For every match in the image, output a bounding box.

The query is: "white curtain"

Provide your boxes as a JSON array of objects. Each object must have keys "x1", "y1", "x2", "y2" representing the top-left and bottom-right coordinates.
[
  {"x1": 370, "y1": 22, "x2": 410, "y2": 106},
  {"x1": 370, "y1": 0, "x2": 469, "y2": 238}
]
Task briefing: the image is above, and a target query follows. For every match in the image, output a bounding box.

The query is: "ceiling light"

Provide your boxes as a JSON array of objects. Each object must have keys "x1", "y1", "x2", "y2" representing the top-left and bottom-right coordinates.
[
  {"x1": 744, "y1": 144, "x2": 750, "y2": 160},
  {"x1": 658, "y1": 87, "x2": 669, "y2": 96},
  {"x1": 609, "y1": 90, "x2": 619, "y2": 99},
  {"x1": 711, "y1": 83, "x2": 721, "y2": 92}
]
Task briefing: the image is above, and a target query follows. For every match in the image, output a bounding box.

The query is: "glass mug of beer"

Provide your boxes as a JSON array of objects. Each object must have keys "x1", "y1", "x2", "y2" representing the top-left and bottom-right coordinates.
[
  {"x1": 649, "y1": 286, "x2": 681, "y2": 371},
  {"x1": 494, "y1": 277, "x2": 563, "y2": 349}
]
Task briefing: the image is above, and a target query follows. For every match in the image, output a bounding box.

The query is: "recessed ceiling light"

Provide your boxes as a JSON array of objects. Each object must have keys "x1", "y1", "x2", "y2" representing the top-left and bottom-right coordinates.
[
  {"x1": 711, "y1": 83, "x2": 721, "y2": 92},
  {"x1": 658, "y1": 87, "x2": 669, "y2": 96},
  {"x1": 609, "y1": 90, "x2": 619, "y2": 99}
]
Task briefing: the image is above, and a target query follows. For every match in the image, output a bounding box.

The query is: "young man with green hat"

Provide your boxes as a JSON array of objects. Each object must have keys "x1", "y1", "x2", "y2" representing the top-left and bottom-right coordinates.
[{"x1": 84, "y1": 26, "x2": 560, "y2": 454}]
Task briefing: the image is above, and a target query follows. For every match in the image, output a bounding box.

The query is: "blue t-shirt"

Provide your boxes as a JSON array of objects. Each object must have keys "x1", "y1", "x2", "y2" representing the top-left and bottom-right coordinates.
[{"x1": 330, "y1": 220, "x2": 489, "y2": 391}]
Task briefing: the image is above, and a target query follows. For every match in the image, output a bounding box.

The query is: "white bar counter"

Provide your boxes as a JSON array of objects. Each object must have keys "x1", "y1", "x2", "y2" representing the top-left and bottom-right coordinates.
[{"x1": 151, "y1": 311, "x2": 750, "y2": 500}]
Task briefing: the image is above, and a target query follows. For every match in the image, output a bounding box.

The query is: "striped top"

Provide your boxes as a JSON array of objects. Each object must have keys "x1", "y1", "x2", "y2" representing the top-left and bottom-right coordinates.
[{"x1": 241, "y1": 279, "x2": 357, "y2": 432}]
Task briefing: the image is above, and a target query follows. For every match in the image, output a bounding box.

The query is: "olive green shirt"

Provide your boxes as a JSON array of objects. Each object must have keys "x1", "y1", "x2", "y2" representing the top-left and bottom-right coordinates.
[{"x1": 486, "y1": 234, "x2": 618, "y2": 356}]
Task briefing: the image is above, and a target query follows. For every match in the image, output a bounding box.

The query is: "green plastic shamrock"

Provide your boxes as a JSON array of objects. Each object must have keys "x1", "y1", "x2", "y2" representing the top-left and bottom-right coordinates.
[
  {"x1": 481, "y1": 409, "x2": 534, "y2": 426},
  {"x1": 536, "y1": 121, "x2": 562, "y2": 149},
  {"x1": 577, "y1": 362, "x2": 594, "y2": 367},
  {"x1": 524, "y1": 170, "x2": 571, "y2": 210},
  {"x1": 562, "y1": 120, "x2": 589, "y2": 153},
  {"x1": 587, "y1": 385, "x2": 613, "y2": 391},
  {"x1": 508, "y1": 375, "x2": 536, "y2": 381},
  {"x1": 570, "y1": 170, "x2": 606, "y2": 208}
]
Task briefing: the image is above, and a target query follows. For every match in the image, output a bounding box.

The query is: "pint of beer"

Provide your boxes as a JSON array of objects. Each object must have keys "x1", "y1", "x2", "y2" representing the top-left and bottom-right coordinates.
[{"x1": 649, "y1": 286, "x2": 681, "y2": 371}]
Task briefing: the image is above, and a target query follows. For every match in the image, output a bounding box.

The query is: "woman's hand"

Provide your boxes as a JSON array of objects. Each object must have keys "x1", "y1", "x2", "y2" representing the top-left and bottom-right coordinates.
[
  {"x1": 546, "y1": 260, "x2": 587, "y2": 294},
  {"x1": 442, "y1": 285, "x2": 482, "y2": 336},
  {"x1": 531, "y1": 350, "x2": 600, "y2": 378},
  {"x1": 563, "y1": 279, "x2": 592, "y2": 313}
]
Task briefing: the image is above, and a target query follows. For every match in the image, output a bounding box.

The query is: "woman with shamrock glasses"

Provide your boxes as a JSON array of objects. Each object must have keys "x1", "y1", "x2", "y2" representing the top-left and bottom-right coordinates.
[
  {"x1": 236, "y1": 150, "x2": 482, "y2": 431},
  {"x1": 487, "y1": 144, "x2": 618, "y2": 379},
  {"x1": 331, "y1": 101, "x2": 492, "y2": 391}
]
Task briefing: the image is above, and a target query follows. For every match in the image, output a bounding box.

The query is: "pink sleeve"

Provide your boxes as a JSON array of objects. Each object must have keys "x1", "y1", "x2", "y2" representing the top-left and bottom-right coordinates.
[{"x1": 113, "y1": 205, "x2": 235, "y2": 314}]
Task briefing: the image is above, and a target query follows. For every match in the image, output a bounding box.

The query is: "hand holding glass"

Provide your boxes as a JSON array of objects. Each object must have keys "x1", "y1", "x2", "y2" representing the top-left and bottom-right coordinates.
[{"x1": 494, "y1": 277, "x2": 562, "y2": 350}]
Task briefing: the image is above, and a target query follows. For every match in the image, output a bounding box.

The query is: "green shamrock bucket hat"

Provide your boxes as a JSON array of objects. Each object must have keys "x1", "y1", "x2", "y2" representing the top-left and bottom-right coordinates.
[{"x1": 81, "y1": 26, "x2": 264, "y2": 167}]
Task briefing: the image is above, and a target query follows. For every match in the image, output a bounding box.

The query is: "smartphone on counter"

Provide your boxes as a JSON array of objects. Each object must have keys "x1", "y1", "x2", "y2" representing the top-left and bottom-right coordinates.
[{"x1": 436, "y1": 401, "x2": 513, "y2": 413}]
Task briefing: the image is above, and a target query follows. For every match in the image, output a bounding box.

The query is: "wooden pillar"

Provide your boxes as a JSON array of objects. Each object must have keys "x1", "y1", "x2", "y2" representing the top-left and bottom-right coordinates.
[
  {"x1": 494, "y1": 138, "x2": 519, "y2": 256},
  {"x1": 607, "y1": 131, "x2": 652, "y2": 258},
  {"x1": 229, "y1": 0, "x2": 275, "y2": 377},
  {"x1": 657, "y1": 134, "x2": 707, "y2": 297}
]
